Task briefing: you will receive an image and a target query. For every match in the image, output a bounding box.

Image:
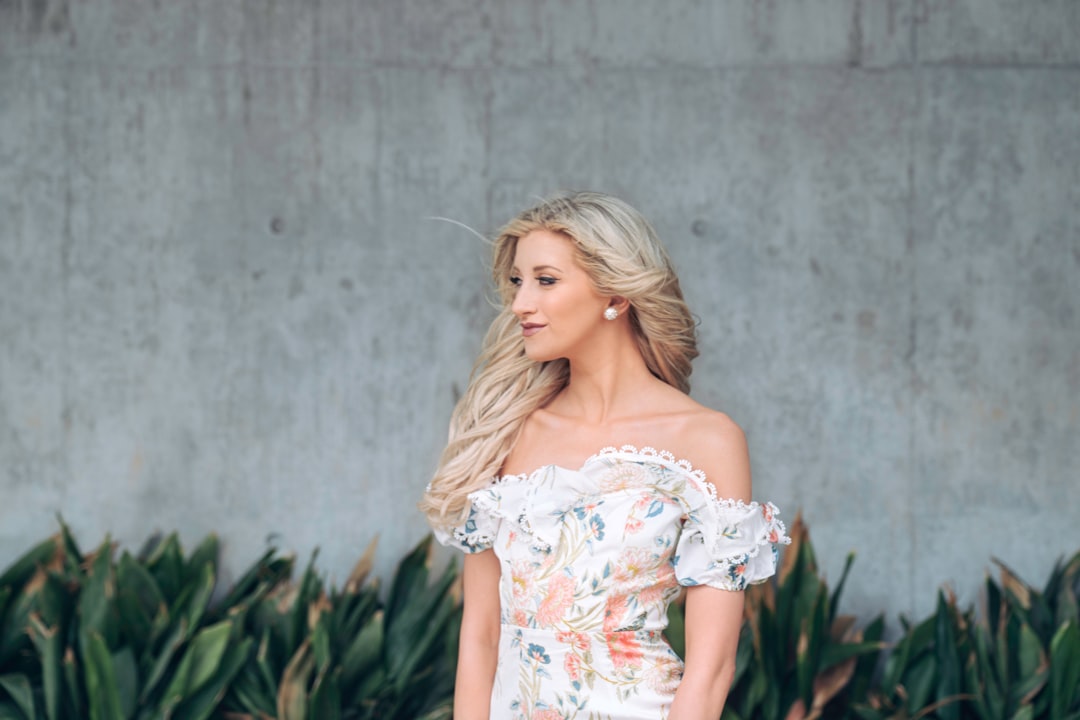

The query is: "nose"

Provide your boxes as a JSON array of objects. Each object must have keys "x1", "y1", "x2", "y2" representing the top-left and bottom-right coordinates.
[{"x1": 511, "y1": 283, "x2": 534, "y2": 319}]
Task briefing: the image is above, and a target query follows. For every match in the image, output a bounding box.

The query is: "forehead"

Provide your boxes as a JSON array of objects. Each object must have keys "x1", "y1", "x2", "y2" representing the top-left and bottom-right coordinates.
[{"x1": 512, "y1": 229, "x2": 578, "y2": 268}]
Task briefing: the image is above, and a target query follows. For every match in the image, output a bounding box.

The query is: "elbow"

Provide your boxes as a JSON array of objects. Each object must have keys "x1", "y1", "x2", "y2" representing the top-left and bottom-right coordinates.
[{"x1": 679, "y1": 657, "x2": 737, "y2": 710}]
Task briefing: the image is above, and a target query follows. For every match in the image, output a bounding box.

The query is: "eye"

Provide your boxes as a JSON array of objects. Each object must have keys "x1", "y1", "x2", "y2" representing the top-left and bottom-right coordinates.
[
  {"x1": 538, "y1": 276, "x2": 557, "y2": 286},
  {"x1": 508, "y1": 275, "x2": 522, "y2": 287}
]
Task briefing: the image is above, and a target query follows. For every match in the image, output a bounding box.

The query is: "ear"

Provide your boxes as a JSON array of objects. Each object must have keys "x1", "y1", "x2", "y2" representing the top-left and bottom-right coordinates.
[{"x1": 607, "y1": 296, "x2": 631, "y2": 315}]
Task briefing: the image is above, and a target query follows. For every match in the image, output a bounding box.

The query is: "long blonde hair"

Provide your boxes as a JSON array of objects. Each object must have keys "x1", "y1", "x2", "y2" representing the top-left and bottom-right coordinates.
[{"x1": 421, "y1": 191, "x2": 699, "y2": 528}]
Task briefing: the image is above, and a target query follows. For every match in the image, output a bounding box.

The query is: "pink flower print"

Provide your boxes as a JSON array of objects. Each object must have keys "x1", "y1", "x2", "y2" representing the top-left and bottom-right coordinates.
[
  {"x1": 563, "y1": 651, "x2": 582, "y2": 681},
  {"x1": 532, "y1": 710, "x2": 563, "y2": 720},
  {"x1": 761, "y1": 503, "x2": 774, "y2": 522},
  {"x1": 512, "y1": 609, "x2": 529, "y2": 627},
  {"x1": 510, "y1": 560, "x2": 537, "y2": 602},
  {"x1": 612, "y1": 547, "x2": 653, "y2": 586},
  {"x1": 605, "y1": 632, "x2": 644, "y2": 672},
  {"x1": 638, "y1": 563, "x2": 676, "y2": 606},
  {"x1": 555, "y1": 631, "x2": 591, "y2": 653},
  {"x1": 646, "y1": 654, "x2": 683, "y2": 693},
  {"x1": 536, "y1": 573, "x2": 575, "y2": 626},
  {"x1": 599, "y1": 463, "x2": 649, "y2": 492},
  {"x1": 603, "y1": 593, "x2": 629, "y2": 632},
  {"x1": 624, "y1": 517, "x2": 645, "y2": 534},
  {"x1": 768, "y1": 528, "x2": 781, "y2": 544}
]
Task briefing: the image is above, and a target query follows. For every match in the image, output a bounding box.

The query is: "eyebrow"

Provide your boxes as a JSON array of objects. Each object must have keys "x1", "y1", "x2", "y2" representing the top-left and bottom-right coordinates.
[{"x1": 511, "y1": 264, "x2": 564, "y2": 273}]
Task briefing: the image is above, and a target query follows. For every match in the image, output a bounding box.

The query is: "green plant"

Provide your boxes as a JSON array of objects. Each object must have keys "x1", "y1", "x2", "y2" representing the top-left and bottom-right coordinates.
[
  {"x1": 223, "y1": 535, "x2": 458, "y2": 720},
  {"x1": 667, "y1": 513, "x2": 886, "y2": 720},
  {"x1": 728, "y1": 513, "x2": 885, "y2": 720},
  {"x1": 0, "y1": 520, "x2": 269, "y2": 720},
  {"x1": 966, "y1": 554, "x2": 1080, "y2": 720},
  {"x1": 0, "y1": 522, "x2": 459, "y2": 720},
  {"x1": 855, "y1": 590, "x2": 973, "y2": 720},
  {"x1": 856, "y1": 551, "x2": 1080, "y2": 720}
]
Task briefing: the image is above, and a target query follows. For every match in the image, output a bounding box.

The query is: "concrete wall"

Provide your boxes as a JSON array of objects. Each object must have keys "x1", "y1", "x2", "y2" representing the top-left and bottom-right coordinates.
[{"x1": 1, "y1": 0, "x2": 1077, "y2": 623}]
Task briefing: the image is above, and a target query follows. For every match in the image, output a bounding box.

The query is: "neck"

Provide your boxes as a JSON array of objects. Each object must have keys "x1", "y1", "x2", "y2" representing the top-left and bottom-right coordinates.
[{"x1": 557, "y1": 329, "x2": 658, "y2": 425}]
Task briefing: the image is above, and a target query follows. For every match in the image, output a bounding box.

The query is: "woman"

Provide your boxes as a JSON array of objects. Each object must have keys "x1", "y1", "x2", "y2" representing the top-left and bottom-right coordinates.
[{"x1": 421, "y1": 192, "x2": 788, "y2": 720}]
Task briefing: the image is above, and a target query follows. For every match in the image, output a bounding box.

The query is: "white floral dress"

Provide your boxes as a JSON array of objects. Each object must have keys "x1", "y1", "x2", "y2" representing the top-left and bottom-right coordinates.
[{"x1": 435, "y1": 445, "x2": 790, "y2": 720}]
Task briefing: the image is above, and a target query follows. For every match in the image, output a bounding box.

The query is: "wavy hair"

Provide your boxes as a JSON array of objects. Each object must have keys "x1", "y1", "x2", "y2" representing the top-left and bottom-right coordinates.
[{"x1": 421, "y1": 191, "x2": 699, "y2": 528}]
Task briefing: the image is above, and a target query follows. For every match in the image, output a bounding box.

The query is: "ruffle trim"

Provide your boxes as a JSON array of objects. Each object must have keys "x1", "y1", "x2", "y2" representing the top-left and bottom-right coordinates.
[{"x1": 439, "y1": 445, "x2": 791, "y2": 559}]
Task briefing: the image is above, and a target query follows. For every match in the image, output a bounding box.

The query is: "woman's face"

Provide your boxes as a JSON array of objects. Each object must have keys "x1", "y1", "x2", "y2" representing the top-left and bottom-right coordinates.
[{"x1": 510, "y1": 229, "x2": 610, "y2": 363}]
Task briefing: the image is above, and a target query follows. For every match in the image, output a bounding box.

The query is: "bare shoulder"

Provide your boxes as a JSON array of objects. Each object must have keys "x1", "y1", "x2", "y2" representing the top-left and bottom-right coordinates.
[{"x1": 677, "y1": 407, "x2": 752, "y2": 503}]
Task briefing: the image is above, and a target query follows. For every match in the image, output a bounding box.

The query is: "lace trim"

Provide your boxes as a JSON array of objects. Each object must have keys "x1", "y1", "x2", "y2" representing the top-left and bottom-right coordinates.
[
  {"x1": 495, "y1": 444, "x2": 711, "y2": 486},
  {"x1": 493, "y1": 443, "x2": 767, "y2": 509},
  {"x1": 590, "y1": 445, "x2": 766, "y2": 510}
]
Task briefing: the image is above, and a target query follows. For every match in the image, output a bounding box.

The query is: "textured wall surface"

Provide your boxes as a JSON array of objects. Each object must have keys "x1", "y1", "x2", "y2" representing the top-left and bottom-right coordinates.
[{"x1": 1, "y1": 0, "x2": 1077, "y2": 623}]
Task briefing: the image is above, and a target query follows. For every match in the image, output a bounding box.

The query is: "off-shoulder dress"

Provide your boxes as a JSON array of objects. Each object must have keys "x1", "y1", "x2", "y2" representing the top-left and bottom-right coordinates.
[{"x1": 435, "y1": 445, "x2": 790, "y2": 720}]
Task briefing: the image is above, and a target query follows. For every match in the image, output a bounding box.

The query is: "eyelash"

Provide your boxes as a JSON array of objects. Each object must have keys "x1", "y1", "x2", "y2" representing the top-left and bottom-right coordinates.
[{"x1": 509, "y1": 276, "x2": 557, "y2": 287}]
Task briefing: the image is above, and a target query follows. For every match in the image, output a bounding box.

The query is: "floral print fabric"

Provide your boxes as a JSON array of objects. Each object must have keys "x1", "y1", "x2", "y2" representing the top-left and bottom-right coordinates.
[{"x1": 435, "y1": 445, "x2": 790, "y2": 719}]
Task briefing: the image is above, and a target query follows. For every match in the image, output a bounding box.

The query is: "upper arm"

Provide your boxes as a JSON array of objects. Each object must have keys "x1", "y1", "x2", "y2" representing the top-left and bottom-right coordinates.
[
  {"x1": 680, "y1": 583, "x2": 745, "y2": 686},
  {"x1": 460, "y1": 550, "x2": 501, "y2": 643}
]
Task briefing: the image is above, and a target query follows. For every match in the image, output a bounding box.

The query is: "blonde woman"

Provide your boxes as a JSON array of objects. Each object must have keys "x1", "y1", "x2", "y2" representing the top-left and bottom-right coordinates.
[{"x1": 422, "y1": 192, "x2": 788, "y2": 720}]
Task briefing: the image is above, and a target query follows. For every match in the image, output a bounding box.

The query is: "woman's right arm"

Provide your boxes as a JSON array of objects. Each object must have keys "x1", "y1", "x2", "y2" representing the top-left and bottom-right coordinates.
[{"x1": 454, "y1": 549, "x2": 501, "y2": 720}]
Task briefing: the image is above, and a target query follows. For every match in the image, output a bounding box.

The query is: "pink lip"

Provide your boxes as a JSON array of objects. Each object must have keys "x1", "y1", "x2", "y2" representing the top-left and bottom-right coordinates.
[{"x1": 521, "y1": 323, "x2": 545, "y2": 337}]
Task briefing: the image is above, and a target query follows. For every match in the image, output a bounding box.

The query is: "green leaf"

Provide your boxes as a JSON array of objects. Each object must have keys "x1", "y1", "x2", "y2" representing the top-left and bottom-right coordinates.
[
  {"x1": 278, "y1": 642, "x2": 314, "y2": 720},
  {"x1": 0, "y1": 675, "x2": 35, "y2": 720},
  {"x1": 27, "y1": 614, "x2": 64, "y2": 720},
  {"x1": 82, "y1": 631, "x2": 124, "y2": 720},
  {"x1": 1056, "y1": 580, "x2": 1080, "y2": 638},
  {"x1": 341, "y1": 611, "x2": 383, "y2": 702},
  {"x1": 848, "y1": 615, "x2": 885, "y2": 705},
  {"x1": 307, "y1": 666, "x2": 342, "y2": 720},
  {"x1": 828, "y1": 552, "x2": 856, "y2": 626},
  {"x1": 0, "y1": 537, "x2": 58, "y2": 593},
  {"x1": 176, "y1": 562, "x2": 216, "y2": 639},
  {"x1": 160, "y1": 620, "x2": 233, "y2": 711},
  {"x1": 116, "y1": 552, "x2": 164, "y2": 660},
  {"x1": 216, "y1": 550, "x2": 293, "y2": 613},
  {"x1": 144, "y1": 534, "x2": 185, "y2": 603},
  {"x1": 184, "y1": 536, "x2": 219, "y2": 588},
  {"x1": 0, "y1": 703, "x2": 30, "y2": 720},
  {"x1": 934, "y1": 592, "x2": 963, "y2": 720},
  {"x1": 312, "y1": 613, "x2": 332, "y2": 674},
  {"x1": 113, "y1": 647, "x2": 138, "y2": 720},
  {"x1": 1017, "y1": 622, "x2": 1044, "y2": 679},
  {"x1": 905, "y1": 653, "x2": 938, "y2": 715},
  {"x1": 1050, "y1": 621, "x2": 1080, "y2": 720},
  {"x1": 1011, "y1": 704, "x2": 1035, "y2": 720},
  {"x1": 171, "y1": 637, "x2": 252, "y2": 720},
  {"x1": 819, "y1": 640, "x2": 885, "y2": 670},
  {"x1": 139, "y1": 618, "x2": 189, "y2": 704},
  {"x1": 386, "y1": 575, "x2": 458, "y2": 697},
  {"x1": 664, "y1": 599, "x2": 685, "y2": 660},
  {"x1": 57, "y1": 517, "x2": 84, "y2": 573},
  {"x1": 79, "y1": 538, "x2": 118, "y2": 648}
]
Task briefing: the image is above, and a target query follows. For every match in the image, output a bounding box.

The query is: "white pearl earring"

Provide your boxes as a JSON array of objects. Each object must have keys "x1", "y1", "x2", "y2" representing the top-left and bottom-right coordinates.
[{"x1": 604, "y1": 307, "x2": 618, "y2": 321}]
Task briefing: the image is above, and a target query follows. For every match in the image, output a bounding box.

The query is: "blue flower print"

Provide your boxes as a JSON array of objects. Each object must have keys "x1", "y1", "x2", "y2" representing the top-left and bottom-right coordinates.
[
  {"x1": 527, "y1": 643, "x2": 551, "y2": 665},
  {"x1": 589, "y1": 514, "x2": 606, "y2": 540}
]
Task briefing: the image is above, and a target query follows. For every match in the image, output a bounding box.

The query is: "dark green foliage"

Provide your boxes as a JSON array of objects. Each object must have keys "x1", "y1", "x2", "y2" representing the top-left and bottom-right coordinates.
[
  {"x1": 1, "y1": 517, "x2": 1077, "y2": 720},
  {"x1": 0, "y1": 521, "x2": 457, "y2": 719},
  {"x1": 668, "y1": 512, "x2": 886, "y2": 720},
  {"x1": 856, "y1": 551, "x2": 1080, "y2": 720},
  {"x1": 221, "y1": 536, "x2": 458, "y2": 720}
]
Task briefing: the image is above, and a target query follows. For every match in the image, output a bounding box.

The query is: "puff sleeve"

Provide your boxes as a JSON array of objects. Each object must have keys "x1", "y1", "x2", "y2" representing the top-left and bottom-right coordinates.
[
  {"x1": 432, "y1": 492, "x2": 500, "y2": 554},
  {"x1": 674, "y1": 498, "x2": 790, "y2": 591}
]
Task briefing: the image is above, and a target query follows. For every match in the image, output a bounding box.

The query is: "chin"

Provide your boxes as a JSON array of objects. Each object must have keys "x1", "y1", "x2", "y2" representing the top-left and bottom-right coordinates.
[{"x1": 522, "y1": 341, "x2": 563, "y2": 364}]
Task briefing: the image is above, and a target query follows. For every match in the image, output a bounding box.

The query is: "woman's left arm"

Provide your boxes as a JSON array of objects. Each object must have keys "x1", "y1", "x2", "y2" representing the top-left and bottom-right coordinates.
[
  {"x1": 667, "y1": 585, "x2": 744, "y2": 719},
  {"x1": 669, "y1": 412, "x2": 753, "y2": 719}
]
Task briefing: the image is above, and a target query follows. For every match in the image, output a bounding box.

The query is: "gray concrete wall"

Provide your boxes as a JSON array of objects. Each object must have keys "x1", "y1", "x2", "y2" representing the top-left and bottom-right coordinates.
[{"x1": 1, "y1": 0, "x2": 1077, "y2": 623}]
